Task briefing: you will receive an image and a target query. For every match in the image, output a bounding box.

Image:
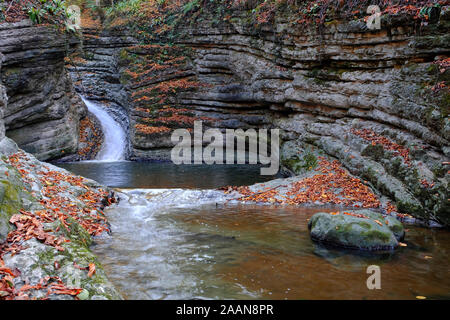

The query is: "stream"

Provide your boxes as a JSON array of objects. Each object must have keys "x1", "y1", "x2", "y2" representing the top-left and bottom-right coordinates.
[
  {"x1": 56, "y1": 99, "x2": 450, "y2": 300},
  {"x1": 92, "y1": 188, "x2": 450, "y2": 300}
]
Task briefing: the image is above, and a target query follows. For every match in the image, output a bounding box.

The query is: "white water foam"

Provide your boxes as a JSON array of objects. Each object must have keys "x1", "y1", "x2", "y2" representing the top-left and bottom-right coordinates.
[{"x1": 80, "y1": 96, "x2": 126, "y2": 161}]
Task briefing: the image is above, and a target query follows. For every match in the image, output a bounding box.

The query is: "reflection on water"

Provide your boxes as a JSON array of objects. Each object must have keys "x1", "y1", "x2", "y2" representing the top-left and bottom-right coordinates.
[
  {"x1": 56, "y1": 161, "x2": 278, "y2": 189},
  {"x1": 92, "y1": 190, "x2": 450, "y2": 300}
]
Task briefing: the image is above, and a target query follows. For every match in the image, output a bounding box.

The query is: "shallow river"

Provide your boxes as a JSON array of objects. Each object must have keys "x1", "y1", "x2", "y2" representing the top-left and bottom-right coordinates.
[{"x1": 57, "y1": 162, "x2": 450, "y2": 300}]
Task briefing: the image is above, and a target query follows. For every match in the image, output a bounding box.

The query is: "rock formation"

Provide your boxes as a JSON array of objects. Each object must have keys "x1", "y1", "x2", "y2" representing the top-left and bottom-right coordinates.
[{"x1": 0, "y1": 20, "x2": 85, "y2": 161}]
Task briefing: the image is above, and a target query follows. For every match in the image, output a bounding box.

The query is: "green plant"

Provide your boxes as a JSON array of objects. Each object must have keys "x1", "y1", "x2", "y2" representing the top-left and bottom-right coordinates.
[
  {"x1": 25, "y1": 0, "x2": 71, "y2": 28},
  {"x1": 182, "y1": 0, "x2": 200, "y2": 15},
  {"x1": 28, "y1": 6, "x2": 44, "y2": 24}
]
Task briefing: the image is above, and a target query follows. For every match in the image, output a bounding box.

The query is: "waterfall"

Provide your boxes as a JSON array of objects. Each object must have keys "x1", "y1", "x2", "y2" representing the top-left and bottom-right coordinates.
[{"x1": 80, "y1": 96, "x2": 126, "y2": 161}]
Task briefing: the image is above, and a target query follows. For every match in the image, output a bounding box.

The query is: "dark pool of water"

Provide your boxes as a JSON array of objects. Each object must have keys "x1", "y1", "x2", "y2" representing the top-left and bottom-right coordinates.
[{"x1": 56, "y1": 161, "x2": 278, "y2": 189}]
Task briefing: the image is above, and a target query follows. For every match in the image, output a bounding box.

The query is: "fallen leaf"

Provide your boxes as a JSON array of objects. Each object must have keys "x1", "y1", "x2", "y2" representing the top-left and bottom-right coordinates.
[
  {"x1": 87, "y1": 263, "x2": 96, "y2": 277},
  {"x1": 374, "y1": 219, "x2": 383, "y2": 226}
]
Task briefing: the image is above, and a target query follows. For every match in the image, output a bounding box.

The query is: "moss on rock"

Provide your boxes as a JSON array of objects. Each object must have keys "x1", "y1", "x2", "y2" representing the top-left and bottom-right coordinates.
[
  {"x1": 0, "y1": 159, "x2": 34, "y2": 241},
  {"x1": 308, "y1": 210, "x2": 404, "y2": 251}
]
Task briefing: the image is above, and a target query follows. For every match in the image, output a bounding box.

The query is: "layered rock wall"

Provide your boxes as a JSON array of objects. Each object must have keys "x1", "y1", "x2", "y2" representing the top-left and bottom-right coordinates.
[{"x1": 0, "y1": 20, "x2": 85, "y2": 161}]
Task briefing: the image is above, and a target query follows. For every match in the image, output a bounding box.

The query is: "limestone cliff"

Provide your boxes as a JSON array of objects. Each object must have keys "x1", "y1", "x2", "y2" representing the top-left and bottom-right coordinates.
[
  {"x1": 0, "y1": 20, "x2": 121, "y2": 299},
  {"x1": 65, "y1": 25, "x2": 136, "y2": 158}
]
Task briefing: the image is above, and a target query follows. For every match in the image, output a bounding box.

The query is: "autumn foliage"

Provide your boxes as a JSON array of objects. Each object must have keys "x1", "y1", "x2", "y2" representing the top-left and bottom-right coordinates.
[
  {"x1": 78, "y1": 116, "x2": 103, "y2": 159},
  {"x1": 351, "y1": 128, "x2": 412, "y2": 166},
  {"x1": 219, "y1": 157, "x2": 420, "y2": 223},
  {"x1": 227, "y1": 158, "x2": 381, "y2": 208}
]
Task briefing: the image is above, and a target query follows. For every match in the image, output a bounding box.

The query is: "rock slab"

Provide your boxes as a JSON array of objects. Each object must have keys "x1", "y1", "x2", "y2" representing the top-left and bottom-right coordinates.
[{"x1": 308, "y1": 210, "x2": 405, "y2": 251}]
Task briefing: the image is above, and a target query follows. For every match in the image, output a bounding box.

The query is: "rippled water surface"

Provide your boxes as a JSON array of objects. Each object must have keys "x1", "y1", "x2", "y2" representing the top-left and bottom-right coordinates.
[
  {"x1": 92, "y1": 189, "x2": 450, "y2": 300},
  {"x1": 57, "y1": 162, "x2": 277, "y2": 189}
]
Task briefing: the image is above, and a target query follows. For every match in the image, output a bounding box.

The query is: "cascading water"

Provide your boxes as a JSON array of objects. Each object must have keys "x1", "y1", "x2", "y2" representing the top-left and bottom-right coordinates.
[{"x1": 80, "y1": 96, "x2": 126, "y2": 161}]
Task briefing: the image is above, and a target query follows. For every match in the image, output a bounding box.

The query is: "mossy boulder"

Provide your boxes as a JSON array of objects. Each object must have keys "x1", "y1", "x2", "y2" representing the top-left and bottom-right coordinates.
[{"x1": 308, "y1": 210, "x2": 404, "y2": 251}]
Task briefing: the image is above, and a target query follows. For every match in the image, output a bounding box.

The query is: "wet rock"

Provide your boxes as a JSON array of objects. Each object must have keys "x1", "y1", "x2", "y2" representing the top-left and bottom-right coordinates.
[
  {"x1": 0, "y1": 138, "x2": 122, "y2": 300},
  {"x1": 280, "y1": 140, "x2": 327, "y2": 176},
  {"x1": 308, "y1": 210, "x2": 405, "y2": 251}
]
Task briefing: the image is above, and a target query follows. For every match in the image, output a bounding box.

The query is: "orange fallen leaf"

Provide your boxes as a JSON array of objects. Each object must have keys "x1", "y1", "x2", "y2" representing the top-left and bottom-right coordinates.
[
  {"x1": 374, "y1": 220, "x2": 383, "y2": 226},
  {"x1": 87, "y1": 263, "x2": 96, "y2": 277}
]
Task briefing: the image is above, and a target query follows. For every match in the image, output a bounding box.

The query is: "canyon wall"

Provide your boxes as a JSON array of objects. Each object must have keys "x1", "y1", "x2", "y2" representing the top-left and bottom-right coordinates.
[
  {"x1": 107, "y1": 7, "x2": 449, "y2": 225},
  {"x1": 0, "y1": 22, "x2": 122, "y2": 298},
  {"x1": 0, "y1": 20, "x2": 85, "y2": 161}
]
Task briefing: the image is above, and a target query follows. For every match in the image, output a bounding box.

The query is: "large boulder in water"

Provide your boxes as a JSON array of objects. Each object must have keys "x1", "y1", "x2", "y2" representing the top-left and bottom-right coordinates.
[{"x1": 308, "y1": 210, "x2": 404, "y2": 251}]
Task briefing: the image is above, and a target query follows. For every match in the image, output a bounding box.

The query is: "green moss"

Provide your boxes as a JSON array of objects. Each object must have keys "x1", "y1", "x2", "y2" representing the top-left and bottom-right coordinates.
[
  {"x1": 396, "y1": 199, "x2": 423, "y2": 217},
  {"x1": 357, "y1": 221, "x2": 372, "y2": 230},
  {"x1": 282, "y1": 151, "x2": 318, "y2": 175},
  {"x1": 390, "y1": 224, "x2": 403, "y2": 235},
  {"x1": 361, "y1": 144, "x2": 385, "y2": 161},
  {"x1": 362, "y1": 229, "x2": 391, "y2": 243},
  {"x1": 57, "y1": 217, "x2": 92, "y2": 248},
  {"x1": 426, "y1": 64, "x2": 438, "y2": 74},
  {"x1": 119, "y1": 48, "x2": 129, "y2": 61},
  {"x1": 0, "y1": 162, "x2": 34, "y2": 240},
  {"x1": 438, "y1": 91, "x2": 450, "y2": 118},
  {"x1": 34, "y1": 248, "x2": 57, "y2": 275}
]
